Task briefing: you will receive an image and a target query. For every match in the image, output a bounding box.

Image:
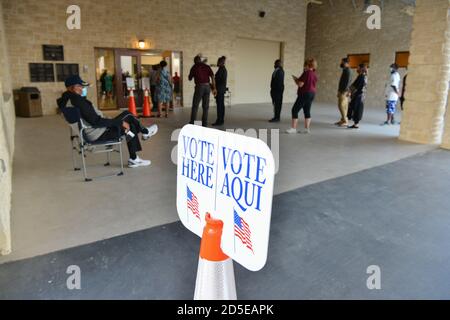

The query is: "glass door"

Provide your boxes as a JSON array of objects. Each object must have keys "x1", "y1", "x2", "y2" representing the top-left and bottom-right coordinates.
[
  {"x1": 115, "y1": 49, "x2": 142, "y2": 109},
  {"x1": 95, "y1": 48, "x2": 117, "y2": 110}
]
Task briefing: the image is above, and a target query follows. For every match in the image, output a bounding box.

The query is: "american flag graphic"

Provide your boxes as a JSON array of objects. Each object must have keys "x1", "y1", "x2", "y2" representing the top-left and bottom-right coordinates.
[
  {"x1": 234, "y1": 210, "x2": 253, "y2": 253},
  {"x1": 187, "y1": 186, "x2": 200, "y2": 220}
]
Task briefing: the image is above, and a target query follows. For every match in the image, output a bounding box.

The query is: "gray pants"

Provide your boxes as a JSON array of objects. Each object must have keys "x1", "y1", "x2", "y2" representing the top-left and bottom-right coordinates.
[{"x1": 190, "y1": 84, "x2": 210, "y2": 127}]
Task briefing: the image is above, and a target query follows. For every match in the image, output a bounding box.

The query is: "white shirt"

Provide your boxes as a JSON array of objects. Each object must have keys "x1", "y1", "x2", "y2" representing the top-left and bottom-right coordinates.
[{"x1": 385, "y1": 71, "x2": 401, "y2": 101}]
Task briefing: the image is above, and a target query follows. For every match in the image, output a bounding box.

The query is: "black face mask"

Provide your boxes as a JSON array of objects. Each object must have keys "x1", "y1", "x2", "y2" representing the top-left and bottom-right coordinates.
[{"x1": 340, "y1": 63, "x2": 345, "y2": 68}]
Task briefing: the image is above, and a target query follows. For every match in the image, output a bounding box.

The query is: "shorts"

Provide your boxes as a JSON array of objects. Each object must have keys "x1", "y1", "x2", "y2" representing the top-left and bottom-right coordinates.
[{"x1": 386, "y1": 100, "x2": 397, "y2": 115}]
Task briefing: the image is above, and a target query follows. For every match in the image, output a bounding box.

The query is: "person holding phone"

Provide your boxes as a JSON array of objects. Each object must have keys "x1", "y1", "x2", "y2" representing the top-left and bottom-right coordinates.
[{"x1": 286, "y1": 58, "x2": 318, "y2": 134}]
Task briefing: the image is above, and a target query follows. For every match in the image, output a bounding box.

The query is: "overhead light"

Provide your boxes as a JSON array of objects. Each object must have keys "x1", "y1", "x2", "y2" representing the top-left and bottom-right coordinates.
[{"x1": 138, "y1": 40, "x2": 145, "y2": 49}]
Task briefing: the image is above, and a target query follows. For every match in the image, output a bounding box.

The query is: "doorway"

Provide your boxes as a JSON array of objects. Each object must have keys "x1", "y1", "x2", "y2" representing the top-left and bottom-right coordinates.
[
  {"x1": 94, "y1": 48, "x2": 184, "y2": 110},
  {"x1": 234, "y1": 38, "x2": 282, "y2": 104}
]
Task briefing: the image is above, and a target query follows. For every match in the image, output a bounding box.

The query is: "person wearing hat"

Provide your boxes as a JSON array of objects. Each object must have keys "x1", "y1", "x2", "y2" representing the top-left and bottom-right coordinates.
[
  {"x1": 382, "y1": 63, "x2": 401, "y2": 125},
  {"x1": 60, "y1": 75, "x2": 158, "y2": 168},
  {"x1": 335, "y1": 57, "x2": 352, "y2": 127}
]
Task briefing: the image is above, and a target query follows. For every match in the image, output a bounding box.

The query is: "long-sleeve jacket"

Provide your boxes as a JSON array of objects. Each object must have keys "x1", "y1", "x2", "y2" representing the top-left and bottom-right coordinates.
[
  {"x1": 349, "y1": 74, "x2": 368, "y2": 100},
  {"x1": 215, "y1": 66, "x2": 228, "y2": 94},
  {"x1": 271, "y1": 67, "x2": 285, "y2": 92},
  {"x1": 338, "y1": 67, "x2": 351, "y2": 93},
  {"x1": 60, "y1": 91, "x2": 119, "y2": 141}
]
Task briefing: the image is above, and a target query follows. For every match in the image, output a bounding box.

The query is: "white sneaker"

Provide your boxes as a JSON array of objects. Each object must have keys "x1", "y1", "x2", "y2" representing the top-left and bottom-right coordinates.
[
  {"x1": 142, "y1": 124, "x2": 158, "y2": 140},
  {"x1": 128, "y1": 156, "x2": 151, "y2": 168},
  {"x1": 286, "y1": 127, "x2": 297, "y2": 134},
  {"x1": 300, "y1": 128, "x2": 311, "y2": 134}
]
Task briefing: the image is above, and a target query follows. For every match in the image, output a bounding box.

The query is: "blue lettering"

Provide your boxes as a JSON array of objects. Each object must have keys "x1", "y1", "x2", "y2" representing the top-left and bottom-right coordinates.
[
  {"x1": 221, "y1": 173, "x2": 230, "y2": 196},
  {"x1": 207, "y1": 142, "x2": 215, "y2": 166},
  {"x1": 206, "y1": 165, "x2": 214, "y2": 188},
  {"x1": 255, "y1": 156, "x2": 267, "y2": 184},
  {"x1": 222, "y1": 147, "x2": 232, "y2": 170},
  {"x1": 231, "y1": 176, "x2": 246, "y2": 212},
  {"x1": 189, "y1": 137, "x2": 198, "y2": 159},
  {"x1": 255, "y1": 184, "x2": 263, "y2": 211},
  {"x1": 181, "y1": 156, "x2": 189, "y2": 178},
  {"x1": 231, "y1": 150, "x2": 242, "y2": 175},
  {"x1": 182, "y1": 135, "x2": 190, "y2": 155},
  {"x1": 243, "y1": 152, "x2": 255, "y2": 179}
]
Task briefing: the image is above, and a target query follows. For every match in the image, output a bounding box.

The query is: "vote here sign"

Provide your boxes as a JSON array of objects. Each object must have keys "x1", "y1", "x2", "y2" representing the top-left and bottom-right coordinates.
[{"x1": 176, "y1": 125, "x2": 275, "y2": 271}]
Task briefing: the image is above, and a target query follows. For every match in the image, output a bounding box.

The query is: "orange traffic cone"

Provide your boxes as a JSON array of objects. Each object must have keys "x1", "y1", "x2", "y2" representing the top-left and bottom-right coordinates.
[
  {"x1": 141, "y1": 89, "x2": 152, "y2": 118},
  {"x1": 194, "y1": 213, "x2": 237, "y2": 300},
  {"x1": 128, "y1": 89, "x2": 137, "y2": 116}
]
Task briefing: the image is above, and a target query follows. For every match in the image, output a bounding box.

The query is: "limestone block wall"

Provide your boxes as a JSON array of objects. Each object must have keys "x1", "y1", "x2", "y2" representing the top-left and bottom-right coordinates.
[
  {"x1": 0, "y1": 1, "x2": 14, "y2": 255},
  {"x1": 400, "y1": 0, "x2": 450, "y2": 145},
  {"x1": 2, "y1": 0, "x2": 308, "y2": 115},
  {"x1": 305, "y1": 0, "x2": 413, "y2": 108}
]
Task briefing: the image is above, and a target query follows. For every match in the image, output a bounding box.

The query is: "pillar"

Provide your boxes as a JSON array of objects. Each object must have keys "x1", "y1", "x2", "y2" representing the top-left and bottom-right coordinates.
[{"x1": 399, "y1": 0, "x2": 450, "y2": 145}]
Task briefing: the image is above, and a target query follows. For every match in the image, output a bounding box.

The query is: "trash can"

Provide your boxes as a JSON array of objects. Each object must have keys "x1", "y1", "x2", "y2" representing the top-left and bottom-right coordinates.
[{"x1": 13, "y1": 87, "x2": 43, "y2": 117}]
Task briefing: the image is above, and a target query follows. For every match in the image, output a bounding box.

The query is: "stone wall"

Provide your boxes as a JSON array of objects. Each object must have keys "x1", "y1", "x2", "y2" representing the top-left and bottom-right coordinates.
[
  {"x1": 2, "y1": 0, "x2": 308, "y2": 115},
  {"x1": 400, "y1": 0, "x2": 450, "y2": 145},
  {"x1": 305, "y1": 0, "x2": 413, "y2": 108},
  {"x1": 0, "y1": 1, "x2": 14, "y2": 255}
]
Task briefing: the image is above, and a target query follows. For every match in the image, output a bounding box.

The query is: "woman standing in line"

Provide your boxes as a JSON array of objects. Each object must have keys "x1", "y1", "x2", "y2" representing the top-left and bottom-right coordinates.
[
  {"x1": 347, "y1": 64, "x2": 368, "y2": 129},
  {"x1": 286, "y1": 58, "x2": 318, "y2": 134},
  {"x1": 156, "y1": 60, "x2": 172, "y2": 118}
]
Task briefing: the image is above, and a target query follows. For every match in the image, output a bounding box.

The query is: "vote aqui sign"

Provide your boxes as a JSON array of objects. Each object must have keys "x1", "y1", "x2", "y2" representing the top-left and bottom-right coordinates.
[{"x1": 176, "y1": 125, "x2": 275, "y2": 271}]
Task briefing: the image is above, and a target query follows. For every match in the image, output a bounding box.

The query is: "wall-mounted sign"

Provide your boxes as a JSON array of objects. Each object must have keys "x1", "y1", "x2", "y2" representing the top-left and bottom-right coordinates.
[
  {"x1": 177, "y1": 125, "x2": 275, "y2": 272},
  {"x1": 29, "y1": 63, "x2": 55, "y2": 82},
  {"x1": 43, "y1": 45, "x2": 64, "y2": 61},
  {"x1": 56, "y1": 63, "x2": 79, "y2": 82}
]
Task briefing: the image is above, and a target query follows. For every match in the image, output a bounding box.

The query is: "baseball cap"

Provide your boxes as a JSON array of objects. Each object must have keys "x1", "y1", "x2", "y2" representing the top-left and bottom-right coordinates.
[
  {"x1": 64, "y1": 75, "x2": 90, "y2": 87},
  {"x1": 390, "y1": 63, "x2": 399, "y2": 70}
]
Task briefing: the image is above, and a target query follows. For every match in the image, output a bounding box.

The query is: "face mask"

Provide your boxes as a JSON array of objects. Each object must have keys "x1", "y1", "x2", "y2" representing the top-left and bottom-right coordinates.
[
  {"x1": 390, "y1": 68, "x2": 395, "y2": 73},
  {"x1": 81, "y1": 87, "x2": 88, "y2": 97},
  {"x1": 340, "y1": 63, "x2": 345, "y2": 68}
]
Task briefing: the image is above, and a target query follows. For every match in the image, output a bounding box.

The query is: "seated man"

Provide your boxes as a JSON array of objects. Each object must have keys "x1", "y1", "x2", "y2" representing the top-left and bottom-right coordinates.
[{"x1": 60, "y1": 75, "x2": 158, "y2": 168}]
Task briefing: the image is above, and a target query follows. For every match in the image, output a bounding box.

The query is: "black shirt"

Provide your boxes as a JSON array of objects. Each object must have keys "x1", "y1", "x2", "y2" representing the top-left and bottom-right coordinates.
[
  {"x1": 61, "y1": 91, "x2": 118, "y2": 128},
  {"x1": 338, "y1": 67, "x2": 351, "y2": 93},
  {"x1": 271, "y1": 67, "x2": 285, "y2": 92},
  {"x1": 350, "y1": 74, "x2": 367, "y2": 98},
  {"x1": 215, "y1": 66, "x2": 228, "y2": 93}
]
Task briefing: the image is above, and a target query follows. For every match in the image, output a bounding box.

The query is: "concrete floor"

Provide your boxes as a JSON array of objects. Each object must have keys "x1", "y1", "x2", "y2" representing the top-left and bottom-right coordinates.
[
  {"x1": 0, "y1": 102, "x2": 434, "y2": 263},
  {"x1": 1, "y1": 149, "x2": 449, "y2": 299}
]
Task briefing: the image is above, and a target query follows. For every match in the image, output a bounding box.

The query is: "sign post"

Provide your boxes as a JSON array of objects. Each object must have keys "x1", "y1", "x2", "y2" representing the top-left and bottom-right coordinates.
[{"x1": 177, "y1": 124, "x2": 275, "y2": 295}]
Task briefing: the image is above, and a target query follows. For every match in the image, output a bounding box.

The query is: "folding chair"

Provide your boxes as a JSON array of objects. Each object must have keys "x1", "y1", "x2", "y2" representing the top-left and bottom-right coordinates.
[{"x1": 57, "y1": 97, "x2": 124, "y2": 182}]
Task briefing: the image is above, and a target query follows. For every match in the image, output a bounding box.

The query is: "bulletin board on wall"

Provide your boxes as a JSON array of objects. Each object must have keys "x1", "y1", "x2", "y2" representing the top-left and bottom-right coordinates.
[
  {"x1": 29, "y1": 63, "x2": 55, "y2": 82},
  {"x1": 56, "y1": 63, "x2": 79, "y2": 82},
  {"x1": 43, "y1": 45, "x2": 64, "y2": 61},
  {"x1": 347, "y1": 53, "x2": 371, "y2": 69}
]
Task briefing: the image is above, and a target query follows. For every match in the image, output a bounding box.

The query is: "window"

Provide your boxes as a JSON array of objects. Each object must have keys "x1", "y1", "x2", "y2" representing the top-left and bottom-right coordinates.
[
  {"x1": 395, "y1": 51, "x2": 410, "y2": 68},
  {"x1": 347, "y1": 54, "x2": 370, "y2": 69}
]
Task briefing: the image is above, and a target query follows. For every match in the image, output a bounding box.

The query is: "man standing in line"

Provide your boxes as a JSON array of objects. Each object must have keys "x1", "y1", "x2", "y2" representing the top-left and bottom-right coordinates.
[
  {"x1": 188, "y1": 54, "x2": 216, "y2": 127},
  {"x1": 382, "y1": 63, "x2": 401, "y2": 125},
  {"x1": 269, "y1": 59, "x2": 285, "y2": 123},
  {"x1": 335, "y1": 57, "x2": 352, "y2": 127},
  {"x1": 212, "y1": 56, "x2": 227, "y2": 126}
]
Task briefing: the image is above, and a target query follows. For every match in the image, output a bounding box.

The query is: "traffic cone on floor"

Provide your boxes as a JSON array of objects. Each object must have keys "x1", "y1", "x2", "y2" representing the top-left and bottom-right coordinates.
[
  {"x1": 141, "y1": 89, "x2": 152, "y2": 118},
  {"x1": 128, "y1": 89, "x2": 137, "y2": 116},
  {"x1": 194, "y1": 213, "x2": 237, "y2": 300}
]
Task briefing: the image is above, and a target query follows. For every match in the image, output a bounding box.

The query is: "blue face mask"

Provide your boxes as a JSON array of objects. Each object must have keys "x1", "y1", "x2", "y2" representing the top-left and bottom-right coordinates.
[{"x1": 81, "y1": 87, "x2": 88, "y2": 97}]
